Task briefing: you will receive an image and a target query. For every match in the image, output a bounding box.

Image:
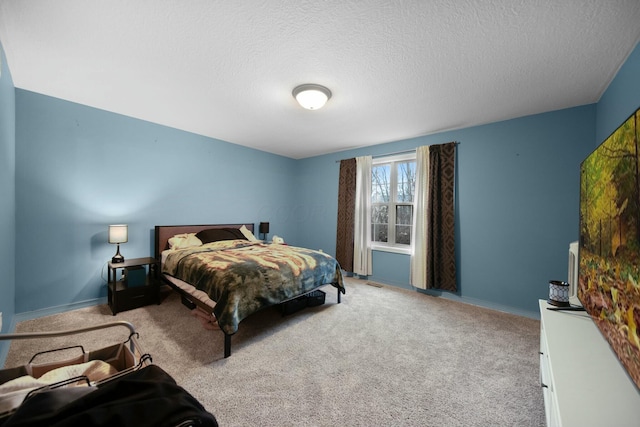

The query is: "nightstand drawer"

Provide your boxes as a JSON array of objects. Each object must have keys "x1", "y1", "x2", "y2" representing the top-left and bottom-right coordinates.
[{"x1": 117, "y1": 284, "x2": 156, "y2": 312}]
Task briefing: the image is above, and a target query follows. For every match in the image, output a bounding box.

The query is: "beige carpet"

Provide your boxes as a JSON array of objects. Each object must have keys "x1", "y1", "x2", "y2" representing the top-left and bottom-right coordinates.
[{"x1": 4, "y1": 278, "x2": 545, "y2": 426}]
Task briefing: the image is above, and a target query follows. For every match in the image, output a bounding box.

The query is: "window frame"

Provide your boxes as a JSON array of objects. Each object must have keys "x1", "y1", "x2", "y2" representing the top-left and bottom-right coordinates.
[{"x1": 370, "y1": 152, "x2": 416, "y2": 255}]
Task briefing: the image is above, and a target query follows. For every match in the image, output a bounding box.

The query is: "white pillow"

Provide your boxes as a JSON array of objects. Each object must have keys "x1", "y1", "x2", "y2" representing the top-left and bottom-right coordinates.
[
  {"x1": 239, "y1": 225, "x2": 259, "y2": 242},
  {"x1": 168, "y1": 233, "x2": 203, "y2": 250}
]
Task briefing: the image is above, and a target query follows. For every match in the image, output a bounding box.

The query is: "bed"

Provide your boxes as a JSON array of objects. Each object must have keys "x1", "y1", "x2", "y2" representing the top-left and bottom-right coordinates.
[{"x1": 154, "y1": 223, "x2": 345, "y2": 358}]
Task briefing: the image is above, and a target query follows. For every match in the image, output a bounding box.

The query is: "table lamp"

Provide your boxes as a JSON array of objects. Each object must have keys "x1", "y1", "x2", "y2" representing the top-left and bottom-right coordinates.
[
  {"x1": 259, "y1": 222, "x2": 269, "y2": 241},
  {"x1": 109, "y1": 224, "x2": 128, "y2": 263}
]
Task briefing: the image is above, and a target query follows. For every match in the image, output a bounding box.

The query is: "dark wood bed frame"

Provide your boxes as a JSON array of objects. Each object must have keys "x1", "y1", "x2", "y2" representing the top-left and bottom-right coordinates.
[{"x1": 154, "y1": 223, "x2": 341, "y2": 358}]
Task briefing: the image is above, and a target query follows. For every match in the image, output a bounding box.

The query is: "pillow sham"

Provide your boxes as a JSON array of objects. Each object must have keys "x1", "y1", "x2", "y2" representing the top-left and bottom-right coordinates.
[
  {"x1": 168, "y1": 233, "x2": 203, "y2": 250},
  {"x1": 239, "y1": 225, "x2": 259, "y2": 242},
  {"x1": 195, "y1": 227, "x2": 248, "y2": 244}
]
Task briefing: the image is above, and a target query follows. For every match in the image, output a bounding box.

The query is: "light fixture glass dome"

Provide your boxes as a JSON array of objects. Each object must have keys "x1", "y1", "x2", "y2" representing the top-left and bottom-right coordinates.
[{"x1": 292, "y1": 84, "x2": 332, "y2": 110}]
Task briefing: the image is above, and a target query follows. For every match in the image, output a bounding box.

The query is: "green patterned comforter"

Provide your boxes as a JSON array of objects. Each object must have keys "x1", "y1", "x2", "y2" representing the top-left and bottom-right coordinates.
[{"x1": 162, "y1": 240, "x2": 345, "y2": 335}]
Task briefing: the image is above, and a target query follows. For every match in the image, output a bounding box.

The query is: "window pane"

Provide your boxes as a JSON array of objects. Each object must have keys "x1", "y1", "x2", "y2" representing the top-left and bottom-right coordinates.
[
  {"x1": 372, "y1": 165, "x2": 390, "y2": 203},
  {"x1": 372, "y1": 224, "x2": 388, "y2": 243},
  {"x1": 396, "y1": 205, "x2": 413, "y2": 225},
  {"x1": 396, "y1": 225, "x2": 412, "y2": 245},
  {"x1": 396, "y1": 161, "x2": 416, "y2": 202},
  {"x1": 372, "y1": 204, "x2": 388, "y2": 223},
  {"x1": 371, "y1": 205, "x2": 388, "y2": 242},
  {"x1": 395, "y1": 205, "x2": 412, "y2": 245}
]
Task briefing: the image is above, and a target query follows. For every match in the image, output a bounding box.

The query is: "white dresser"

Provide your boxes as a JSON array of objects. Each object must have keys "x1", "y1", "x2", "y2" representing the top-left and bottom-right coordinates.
[{"x1": 539, "y1": 300, "x2": 640, "y2": 426}]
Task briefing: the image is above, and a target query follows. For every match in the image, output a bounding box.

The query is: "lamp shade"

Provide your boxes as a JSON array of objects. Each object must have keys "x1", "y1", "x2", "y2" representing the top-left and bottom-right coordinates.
[
  {"x1": 259, "y1": 222, "x2": 270, "y2": 234},
  {"x1": 108, "y1": 225, "x2": 128, "y2": 244},
  {"x1": 293, "y1": 84, "x2": 332, "y2": 110}
]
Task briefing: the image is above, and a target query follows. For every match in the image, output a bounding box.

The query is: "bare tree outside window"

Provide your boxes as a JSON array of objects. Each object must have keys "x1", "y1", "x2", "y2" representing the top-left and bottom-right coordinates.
[
  {"x1": 372, "y1": 164, "x2": 390, "y2": 242},
  {"x1": 397, "y1": 162, "x2": 415, "y2": 202}
]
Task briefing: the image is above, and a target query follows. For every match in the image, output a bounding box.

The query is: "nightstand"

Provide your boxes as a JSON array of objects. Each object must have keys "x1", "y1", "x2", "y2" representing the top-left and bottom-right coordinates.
[{"x1": 107, "y1": 257, "x2": 160, "y2": 315}]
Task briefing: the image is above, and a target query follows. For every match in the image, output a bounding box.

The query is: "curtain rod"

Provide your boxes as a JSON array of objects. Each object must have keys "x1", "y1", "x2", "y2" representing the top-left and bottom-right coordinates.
[{"x1": 334, "y1": 142, "x2": 458, "y2": 163}]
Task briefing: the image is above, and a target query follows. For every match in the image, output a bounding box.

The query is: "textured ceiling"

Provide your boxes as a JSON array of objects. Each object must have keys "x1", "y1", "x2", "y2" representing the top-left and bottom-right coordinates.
[{"x1": 1, "y1": 1, "x2": 640, "y2": 159}]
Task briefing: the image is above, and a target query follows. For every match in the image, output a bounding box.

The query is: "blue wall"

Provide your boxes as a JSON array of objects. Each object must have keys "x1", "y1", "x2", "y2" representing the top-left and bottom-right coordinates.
[
  {"x1": 15, "y1": 90, "x2": 298, "y2": 313},
  {"x1": 596, "y1": 42, "x2": 640, "y2": 145},
  {"x1": 0, "y1": 42, "x2": 16, "y2": 361},
  {"x1": 296, "y1": 106, "x2": 596, "y2": 317},
  {"x1": 0, "y1": 44, "x2": 16, "y2": 323}
]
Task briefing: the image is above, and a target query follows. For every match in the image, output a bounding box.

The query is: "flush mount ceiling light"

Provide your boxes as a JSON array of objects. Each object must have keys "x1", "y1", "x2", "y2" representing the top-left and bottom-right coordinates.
[{"x1": 292, "y1": 84, "x2": 332, "y2": 110}]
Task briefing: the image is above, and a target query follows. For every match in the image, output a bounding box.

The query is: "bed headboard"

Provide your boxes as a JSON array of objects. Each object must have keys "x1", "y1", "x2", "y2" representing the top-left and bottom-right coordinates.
[{"x1": 154, "y1": 223, "x2": 254, "y2": 260}]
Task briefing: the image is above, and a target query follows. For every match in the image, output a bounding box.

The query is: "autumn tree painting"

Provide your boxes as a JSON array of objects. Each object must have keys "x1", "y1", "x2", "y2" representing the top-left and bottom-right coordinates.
[{"x1": 579, "y1": 108, "x2": 640, "y2": 390}]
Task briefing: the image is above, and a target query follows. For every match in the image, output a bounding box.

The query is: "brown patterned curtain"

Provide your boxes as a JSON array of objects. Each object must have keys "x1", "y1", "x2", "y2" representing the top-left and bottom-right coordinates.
[
  {"x1": 426, "y1": 142, "x2": 457, "y2": 291},
  {"x1": 335, "y1": 158, "x2": 356, "y2": 272}
]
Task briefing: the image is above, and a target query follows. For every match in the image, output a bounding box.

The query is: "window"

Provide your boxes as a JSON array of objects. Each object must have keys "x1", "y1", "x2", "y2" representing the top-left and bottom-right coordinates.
[{"x1": 371, "y1": 153, "x2": 416, "y2": 252}]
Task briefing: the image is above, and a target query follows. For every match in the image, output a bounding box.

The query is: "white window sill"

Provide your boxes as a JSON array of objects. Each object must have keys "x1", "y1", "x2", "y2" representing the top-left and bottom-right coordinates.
[{"x1": 370, "y1": 244, "x2": 412, "y2": 255}]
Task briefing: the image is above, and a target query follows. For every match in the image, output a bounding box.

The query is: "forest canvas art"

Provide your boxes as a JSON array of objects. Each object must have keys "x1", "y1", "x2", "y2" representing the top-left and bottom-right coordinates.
[{"x1": 579, "y1": 106, "x2": 640, "y2": 390}]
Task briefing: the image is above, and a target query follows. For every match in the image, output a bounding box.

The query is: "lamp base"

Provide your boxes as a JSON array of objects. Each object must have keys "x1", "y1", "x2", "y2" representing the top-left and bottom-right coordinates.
[{"x1": 112, "y1": 244, "x2": 125, "y2": 263}]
